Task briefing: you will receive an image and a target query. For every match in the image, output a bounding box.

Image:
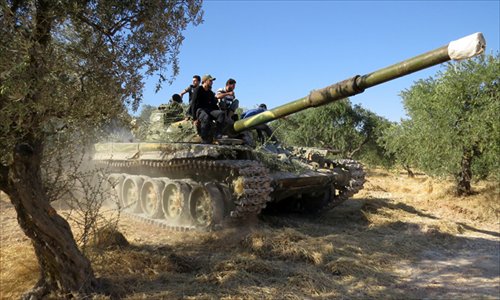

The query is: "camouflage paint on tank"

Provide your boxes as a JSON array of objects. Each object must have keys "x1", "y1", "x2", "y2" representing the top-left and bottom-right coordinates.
[
  {"x1": 93, "y1": 142, "x2": 252, "y2": 161},
  {"x1": 145, "y1": 101, "x2": 188, "y2": 141}
]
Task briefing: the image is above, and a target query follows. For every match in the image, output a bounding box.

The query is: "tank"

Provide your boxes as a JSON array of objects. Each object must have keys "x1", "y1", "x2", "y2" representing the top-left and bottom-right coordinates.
[{"x1": 92, "y1": 33, "x2": 486, "y2": 230}]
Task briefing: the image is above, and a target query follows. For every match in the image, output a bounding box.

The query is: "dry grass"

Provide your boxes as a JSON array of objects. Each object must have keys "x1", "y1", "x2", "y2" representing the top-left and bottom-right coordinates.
[
  {"x1": 0, "y1": 244, "x2": 38, "y2": 299},
  {"x1": 360, "y1": 169, "x2": 499, "y2": 230},
  {"x1": 1, "y1": 170, "x2": 499, "y2": 299},
  {"x1": 0, "y1": 195, "x2": 39, "y2": 299}
]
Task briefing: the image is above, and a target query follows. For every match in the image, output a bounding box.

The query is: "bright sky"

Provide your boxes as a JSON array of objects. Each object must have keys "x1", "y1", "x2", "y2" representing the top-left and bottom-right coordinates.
[{"x1": 141, "y1": 1, "x2": 500, "y2": 122}]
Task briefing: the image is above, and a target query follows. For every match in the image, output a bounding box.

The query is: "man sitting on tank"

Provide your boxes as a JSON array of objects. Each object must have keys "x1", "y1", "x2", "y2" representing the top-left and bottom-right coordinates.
[
  {"x1": 190, "y1": 74, "x2": 227, "y2": 143},
  {"x1": 241, "y1": 103, "x2": 278, "y2": 144},
  {"x1": 215, "y1": 78, "x2": 239, "y2": 121}
]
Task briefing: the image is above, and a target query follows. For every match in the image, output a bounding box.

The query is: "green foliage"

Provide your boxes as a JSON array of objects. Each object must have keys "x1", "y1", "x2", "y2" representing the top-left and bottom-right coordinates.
[
  {"x1": 137, "y1": 104, "x2": 158, "y2": 123},
  {"x1": 0, "y1": 0, "x2": 203, "y2": 165},
  {"x1": 350, "y1": 104, "x2": 394, "y2": 167},
  {"x1": 0, "y1": 1, "x2": 203, "y2": 295},
  {"x1": 381, "y1": 54, "x2": 499, "y2": 185},
  {"x1": 0, "y1": 1, "x2": 204, "y2": 293},
  {"x1": 131, "y1": 104, "x2": 157, "y2": 141},
  {"x1": 273, "y1": 100, "x2": 393, "y2": 166},
  {"x1": 379, "y1": 120, "x2": 416, "y2": 173},
  {"x1": 274, "y1": 100, "x2": 347, "y2": 148}
]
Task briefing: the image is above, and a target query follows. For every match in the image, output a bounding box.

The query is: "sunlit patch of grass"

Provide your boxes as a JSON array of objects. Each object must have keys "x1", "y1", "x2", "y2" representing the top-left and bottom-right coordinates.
[
  {"x1": 362, "y1": 168, "x2": 499, "y2": 227},
  {"x1": 0, "y1": 243, "x2": 38, "y2": 299},
  {"x1": 241, "y1": 228, "x2": 330, "y2": 265}
]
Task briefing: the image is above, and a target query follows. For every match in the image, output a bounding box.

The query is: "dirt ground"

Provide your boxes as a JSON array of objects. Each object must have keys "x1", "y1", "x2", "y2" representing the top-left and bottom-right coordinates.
[{"x1": 1, "y1": 169, "x2": 499, "y2": 299}]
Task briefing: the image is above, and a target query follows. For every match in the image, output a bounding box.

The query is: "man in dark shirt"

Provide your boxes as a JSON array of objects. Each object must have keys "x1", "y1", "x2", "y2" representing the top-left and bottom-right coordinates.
[
  {"x1": 191, "y1": 74, "x2": 226, "y2": 143},
  {"x1": 180, "y1": 75, "x2": 201, "y2": 118}
]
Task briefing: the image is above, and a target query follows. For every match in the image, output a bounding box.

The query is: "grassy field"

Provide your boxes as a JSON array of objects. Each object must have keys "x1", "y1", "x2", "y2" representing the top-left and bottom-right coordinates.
[{"x1": 1, "y1": 169, "x2": 499, "y2": 299}]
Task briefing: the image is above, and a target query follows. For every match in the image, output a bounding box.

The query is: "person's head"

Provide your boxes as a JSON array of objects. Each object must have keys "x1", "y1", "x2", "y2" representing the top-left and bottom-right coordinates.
[
  {"x1": 258, "y1": 103, "x2": 267, "y2": 110},
  {"x1": 192, "y1": 75, "x2": 201, "y2": 87},
  {"x1": 226, "y1": 78, "x2": 236, "y2": 92},
  {"x1": 201, "y1": 74, "x2": 216, "y2": 89},
  {"x1": 171, "y1": 93, "x2": 182, "y2": 104}
]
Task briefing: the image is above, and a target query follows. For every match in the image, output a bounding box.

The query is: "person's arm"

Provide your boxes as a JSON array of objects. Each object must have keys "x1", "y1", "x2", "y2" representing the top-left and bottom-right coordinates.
[
  {"x1": 179, "y1": 85, "x2": 191, "y2": 97},
  {"x1": 215, "y1": 88, "x2": 234, "y2": 100}
]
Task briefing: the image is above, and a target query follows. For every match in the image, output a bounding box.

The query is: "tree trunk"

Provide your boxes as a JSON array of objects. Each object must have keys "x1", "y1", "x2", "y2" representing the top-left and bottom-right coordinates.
[
  {"x1": 455, "y1": 148, "x2": 474, "y2": 196},
  {"x1": 403, "y1": 164, "x2": 415, "y2": 178},
  {"x1": 347, "y1": 136, "x2": 369, "y2": 159},
  {"x1": 6, "y1": 141, "x2": 96, "y2": 299},
  {"x1": 0, "y1": 2, "x2": 98, "y2": 298}
]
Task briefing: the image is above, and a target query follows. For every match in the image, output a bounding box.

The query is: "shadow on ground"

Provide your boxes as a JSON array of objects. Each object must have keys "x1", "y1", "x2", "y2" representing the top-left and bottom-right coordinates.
[{"x1": 93, "y1": 196, "x2": 499, "y2": 299}]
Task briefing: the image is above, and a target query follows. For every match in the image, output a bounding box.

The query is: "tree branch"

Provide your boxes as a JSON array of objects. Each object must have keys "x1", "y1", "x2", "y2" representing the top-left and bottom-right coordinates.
[
  {"x1": 348, "y1": 136, "x2": 369, "y2": 158},
  {"x1": 75, "y1": 13, "x2": 116, "y2": 49}
]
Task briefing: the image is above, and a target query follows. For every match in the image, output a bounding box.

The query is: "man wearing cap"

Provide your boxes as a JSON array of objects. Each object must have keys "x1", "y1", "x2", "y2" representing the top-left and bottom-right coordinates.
[{"x1": 190, "y1": 74, "x2": 226, "y2": 143}]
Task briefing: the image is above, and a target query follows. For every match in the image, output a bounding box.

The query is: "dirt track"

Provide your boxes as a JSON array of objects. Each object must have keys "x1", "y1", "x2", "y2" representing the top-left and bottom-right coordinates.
[{"x1": 1, "y1": 171, "x2": 499, "y2": 299}]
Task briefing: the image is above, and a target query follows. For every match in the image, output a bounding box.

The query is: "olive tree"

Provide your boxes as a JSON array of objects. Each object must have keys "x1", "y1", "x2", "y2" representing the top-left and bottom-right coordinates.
[
  {"x1": 0, "y1": 0, "x2": 202, "y2": 298},
  {"x1": 381, "y1": 54, "x2": 499, "y2": 194},
  {"x1": 274, "y1": 100, "x2": 393, "y2": 165},
  {"x1": 379, "y1": 120, "x2": 417, "y2": 177}
]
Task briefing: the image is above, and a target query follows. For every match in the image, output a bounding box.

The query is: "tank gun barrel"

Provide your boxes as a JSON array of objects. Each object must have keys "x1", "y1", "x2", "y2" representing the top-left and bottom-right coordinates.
[{"x1": 234, "y1": 32, "x2": 486, "y2": 133}]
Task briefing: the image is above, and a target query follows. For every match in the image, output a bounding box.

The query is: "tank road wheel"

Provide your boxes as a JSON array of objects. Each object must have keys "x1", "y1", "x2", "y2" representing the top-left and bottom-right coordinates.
[
  {"x1": 121, "y1": 176, "x2": 144, "y2": 213},
  {"x1": 162, "y1": 181, "x2": 190, "y2": 222},
  {"x1": 140, "y1": 179, "x2": 164, "y2": 218},
  {"x1": 189, "y1": 182, "x2": 224, "y2": 230}
]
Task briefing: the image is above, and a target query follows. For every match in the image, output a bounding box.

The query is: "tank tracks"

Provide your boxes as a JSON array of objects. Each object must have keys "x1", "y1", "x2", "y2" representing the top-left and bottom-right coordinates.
[
  {"x1": 95, "y1": 159, "x2": 273, "y2": 231},
  {"x1": 263, "y1": 158, "x2": 366, "y2": 214},
  {"x1": 328, "y1": 159, "x2": 366, "y2": 208},
  {"x1": 286, "y1": 147, "x2": 366, "y2": 208}
]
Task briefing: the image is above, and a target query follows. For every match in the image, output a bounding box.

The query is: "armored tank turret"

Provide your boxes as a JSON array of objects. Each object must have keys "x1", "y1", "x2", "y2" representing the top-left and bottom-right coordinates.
[{"x1": 92, "y1": 33, "x2": 486, "y2": 230}]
